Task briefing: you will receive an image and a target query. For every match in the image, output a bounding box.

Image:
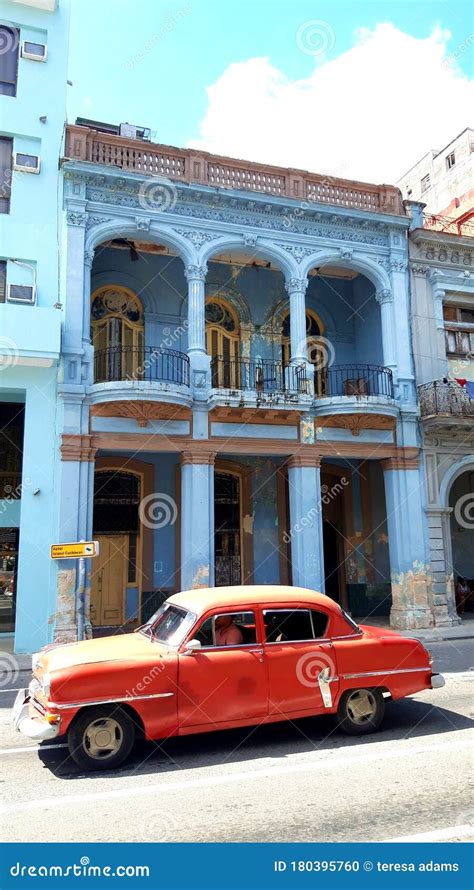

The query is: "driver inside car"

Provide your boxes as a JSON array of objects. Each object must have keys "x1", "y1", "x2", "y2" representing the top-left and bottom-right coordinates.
[{"x1": 215, "y1": 614, "x2": 243, "y2": 646}]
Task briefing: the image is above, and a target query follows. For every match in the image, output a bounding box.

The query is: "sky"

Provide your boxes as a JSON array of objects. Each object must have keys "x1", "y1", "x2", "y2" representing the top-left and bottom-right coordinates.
[{"x1": 67, "y1": 0, "x2": 474, "y2": 184}]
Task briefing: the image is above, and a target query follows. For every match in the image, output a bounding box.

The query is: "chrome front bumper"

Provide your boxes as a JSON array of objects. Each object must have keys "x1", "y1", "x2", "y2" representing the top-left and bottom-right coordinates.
[
  {"x1": 431, "y1": 673, "x2": 446, "y2": 689},
  {"x1": 13, "y1": 688, "x2": 60, "y2": 741}
]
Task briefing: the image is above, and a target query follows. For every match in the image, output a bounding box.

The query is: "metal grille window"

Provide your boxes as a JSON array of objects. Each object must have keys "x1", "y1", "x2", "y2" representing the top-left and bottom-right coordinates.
[
  {"x1": 0, "y1": 138, "x2": 13, "y2": 214},
  {"x1": 0, "y1": 27, "x2": 19, "y2": 96},
  {"x1": 420, "y1": 174, "x2": 430, "y2": 193}
]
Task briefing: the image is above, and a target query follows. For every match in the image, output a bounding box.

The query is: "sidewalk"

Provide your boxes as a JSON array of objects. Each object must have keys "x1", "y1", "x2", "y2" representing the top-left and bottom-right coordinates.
[{"x1": 2, "y1": 614, "x2": 474, "y2": 670}]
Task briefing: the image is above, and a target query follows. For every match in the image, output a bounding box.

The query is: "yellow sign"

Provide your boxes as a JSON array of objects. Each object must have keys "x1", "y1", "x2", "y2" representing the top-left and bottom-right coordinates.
[{"x1": 50, "y1": 541, "x2": 100, "y2": 560}]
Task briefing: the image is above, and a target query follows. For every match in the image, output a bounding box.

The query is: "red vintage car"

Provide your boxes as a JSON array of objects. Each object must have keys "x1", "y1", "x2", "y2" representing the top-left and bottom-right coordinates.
[{"x1": 13, "y1": 586, "x2": 444, "y2": 771}]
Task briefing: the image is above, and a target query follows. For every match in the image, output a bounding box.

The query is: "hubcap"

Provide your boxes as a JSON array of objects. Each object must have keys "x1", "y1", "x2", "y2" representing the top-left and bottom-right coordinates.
[
  {"x1": 83, "y1": 717, "x2": 123, "y2": 760},
  {"x1": 346, "y1": 689, "x2": 377, "y2": 725}
]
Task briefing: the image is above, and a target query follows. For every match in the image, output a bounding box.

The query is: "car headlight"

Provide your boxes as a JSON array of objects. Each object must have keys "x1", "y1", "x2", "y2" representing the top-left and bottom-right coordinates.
[{"x1": 41, "y1": 673, "x2": 51, "y2": 699}]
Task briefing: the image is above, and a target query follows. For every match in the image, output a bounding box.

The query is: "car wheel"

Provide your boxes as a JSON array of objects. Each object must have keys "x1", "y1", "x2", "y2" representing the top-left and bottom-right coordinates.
[
  {"x1": 336, "y1": 688, "x2": 384, "y2": 735},
  {"x1": 68, "y1": 706, "x2": 135, "y2": 771}
]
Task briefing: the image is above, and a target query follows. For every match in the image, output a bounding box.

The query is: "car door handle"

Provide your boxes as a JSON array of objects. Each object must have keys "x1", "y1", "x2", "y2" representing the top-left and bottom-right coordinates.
[{"x1": 248, "y1": 648, "x2": 264, "y2": 662}]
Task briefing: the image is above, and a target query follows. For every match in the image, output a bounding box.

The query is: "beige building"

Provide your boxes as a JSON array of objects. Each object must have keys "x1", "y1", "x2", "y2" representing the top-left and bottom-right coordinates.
[{"x1": 398, "y1": 128, "x2": 474, "y2": 233}]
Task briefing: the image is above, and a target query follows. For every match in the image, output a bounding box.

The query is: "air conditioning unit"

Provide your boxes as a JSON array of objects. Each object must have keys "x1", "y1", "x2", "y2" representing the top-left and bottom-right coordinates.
[
  {"x1": 21, "y1": 40, "x2": 48, "y2": 61},
  {"x1": 119, "y1": 123, "x2": 151, "y2": 141},
  {"x1": 13, "y1": 152, "x2": 41, "y2": 174},
  {"x1": 7, "y1": 284, "x2": 36, "y2": 305}
]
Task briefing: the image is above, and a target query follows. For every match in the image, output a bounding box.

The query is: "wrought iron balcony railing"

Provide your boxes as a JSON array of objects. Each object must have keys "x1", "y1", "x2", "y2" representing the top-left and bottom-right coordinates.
[
  {"x1": 418, "y1": 380, "x2": 474, "y2": 418},
  {"x1": 94, "y1": 346, "x2": 190, "y2": 387},
  {"x1": 210, "y1": 356, "x2": 309, "y2": 395},
  {"x1": 319, "y1": 364, "x2": 394, "y2": 399}
]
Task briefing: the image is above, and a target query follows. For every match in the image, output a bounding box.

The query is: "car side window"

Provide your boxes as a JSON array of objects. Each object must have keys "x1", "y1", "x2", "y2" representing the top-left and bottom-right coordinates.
[
  {"x1": 193, "y1": 611, "x2": 257, "y2": 647},
  {"x1": 264, "y1": 608, "x2": 328, "y2": 643}
]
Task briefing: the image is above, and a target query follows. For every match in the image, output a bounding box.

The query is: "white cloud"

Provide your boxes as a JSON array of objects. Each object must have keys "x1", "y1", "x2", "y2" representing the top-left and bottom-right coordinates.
[{"x1": 189, "y1": 23, "x2": 474, "y2": 184}]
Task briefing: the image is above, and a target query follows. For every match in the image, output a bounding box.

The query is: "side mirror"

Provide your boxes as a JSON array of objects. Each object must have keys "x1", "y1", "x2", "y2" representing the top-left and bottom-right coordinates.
[{"x1": 183, "y1": 638, "x2": 202, "y2": 655}]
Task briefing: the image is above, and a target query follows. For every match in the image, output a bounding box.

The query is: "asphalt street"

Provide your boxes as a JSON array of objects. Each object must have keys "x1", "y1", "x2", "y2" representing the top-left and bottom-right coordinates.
[{"x1": 1, "y1": 639, "x2": 473, "y2": 843}]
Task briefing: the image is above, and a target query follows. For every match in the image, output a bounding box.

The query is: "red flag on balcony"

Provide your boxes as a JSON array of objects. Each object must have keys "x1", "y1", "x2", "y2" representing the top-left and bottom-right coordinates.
[{"x1": 455, "y1": 378, "x2": 474, "y2": 399}]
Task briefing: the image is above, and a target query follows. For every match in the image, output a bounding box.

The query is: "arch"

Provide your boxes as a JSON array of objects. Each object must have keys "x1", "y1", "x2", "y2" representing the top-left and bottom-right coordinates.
[
  {"x1": 91, "y1": 285, "x2": 144, "y2": 382},
  {"x1": 85, "y1": 219, "x2": 196, "y2": 268},
  {"x1": 440, "y1": 456, "x2": 474, "y2": 507},
  {"x1": 299, "y1": 250, "x2": 391, "y2": 295},
  {"x1": 205, "y1": 296, "x2": 241, "y2": 387},
  {"x1": 199, "y1": 235, "x2": 297, "y2": 280}
]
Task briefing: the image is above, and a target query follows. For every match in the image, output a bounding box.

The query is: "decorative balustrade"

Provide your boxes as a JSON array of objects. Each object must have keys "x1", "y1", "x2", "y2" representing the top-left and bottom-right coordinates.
[
  {"x1": 418, "y1": 380, "x2": 474, "y2": 418},
  {"x1": 210, "y1": 356, "x2": 309, "y2": 395},
  {"x1": 65, "y1": 125, "x2": 404, "y2": 214},
  {"x1": 94, "y1": 346, "x2": 190, "y2": 387}
]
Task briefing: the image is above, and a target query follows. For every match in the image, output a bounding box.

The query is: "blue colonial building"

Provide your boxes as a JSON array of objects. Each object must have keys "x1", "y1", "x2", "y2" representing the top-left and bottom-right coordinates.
[
  {"x1": 27, "y1": 118, "x2": 439, "y2": 652},
  {"x1": 0, "y1": 0, "x2": 70, "y2": 654}
]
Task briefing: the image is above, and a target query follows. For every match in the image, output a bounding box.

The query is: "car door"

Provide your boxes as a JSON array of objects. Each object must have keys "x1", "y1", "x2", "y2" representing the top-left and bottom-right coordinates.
[
  {"x1": 177, "y1": 609, "x2": 268, "y2": 730},
  {"x1": 263, "y1": 605, "x2": 338, "y2": 717}
]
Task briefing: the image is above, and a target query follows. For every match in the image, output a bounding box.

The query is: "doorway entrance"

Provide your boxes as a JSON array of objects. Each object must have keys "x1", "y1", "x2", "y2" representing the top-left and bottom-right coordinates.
[
  {"x1": 214, "y1": 471, "x2": 242, "y2": 586},
  {"x1": 91, "y1": 470, "x2": 141, "y2": 627}
]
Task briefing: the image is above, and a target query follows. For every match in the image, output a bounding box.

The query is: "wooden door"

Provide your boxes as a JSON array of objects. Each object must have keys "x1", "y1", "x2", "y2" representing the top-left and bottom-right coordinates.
[{"x1": 90, "y1": 535, "x2": 127, "y2": 626}]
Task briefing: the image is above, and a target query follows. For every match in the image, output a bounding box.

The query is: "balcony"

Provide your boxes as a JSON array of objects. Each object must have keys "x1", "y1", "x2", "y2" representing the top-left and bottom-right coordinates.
[
  {"x1": 210, "y1": 356, "x2": 309, "y2": 397},
  {"x1": 94, "y1": 345, "x2": 190, "y2": 386},
  {"x1": 65, "y1": 124, "x2": 403, "y2": 214},
  {"x1": 419, "y1": 380, "x2": 474, "y2": 425},
  {"x1": 319, "y1": 364, "x2": 394, "y2": 399}
]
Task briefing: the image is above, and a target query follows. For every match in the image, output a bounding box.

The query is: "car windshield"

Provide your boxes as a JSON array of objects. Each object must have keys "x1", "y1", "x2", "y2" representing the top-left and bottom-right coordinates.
[{"x1": 139, "y1": 603, "x2": 195, "y2": 647}]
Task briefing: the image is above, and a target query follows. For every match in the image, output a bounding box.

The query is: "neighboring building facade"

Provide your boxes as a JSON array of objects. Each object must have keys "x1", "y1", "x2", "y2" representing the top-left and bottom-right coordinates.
[
  {"x1": 0, "y1": 0, "x2": 70, "y2": 652},
  {"x1": 408, "y1": 201, "x2": 474, "y2": 624},
  {"x1": 397, "y1": 128, "x2": 474, "y2": 234},
  {"x1": 35, "y1": 118, "x2": 442, "y2": 654}
]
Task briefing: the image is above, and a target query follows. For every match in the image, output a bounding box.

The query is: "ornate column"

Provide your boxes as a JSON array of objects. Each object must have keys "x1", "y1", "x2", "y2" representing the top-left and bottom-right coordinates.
[
  {"x1": 286, "y1": 276, "x2": 308, "y2": 364},
  {"x1": 381, "y1": 456, "x2": 433, "y2": 630},
  {"x1": 375, "y1": 287, "x2": 396, "y2": 375},
  {"x1": 180, "y1": 451, "x2": 215, "y2": 590},
  {"x1": 185, "y1": 264, "x2": 211, "y2": 396},
  {"x1": 286, "y1": 454, "x2": 325, "y2": 592}
]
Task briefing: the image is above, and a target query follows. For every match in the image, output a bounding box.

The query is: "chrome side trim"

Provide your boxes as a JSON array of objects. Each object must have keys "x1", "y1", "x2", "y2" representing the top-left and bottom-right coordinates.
[
  {"x1": 46, "y1": 691, "x2": 175, "y2": 711},
  {"x1": 341, "y1": 667, "x2": 429, "y2": 680}
]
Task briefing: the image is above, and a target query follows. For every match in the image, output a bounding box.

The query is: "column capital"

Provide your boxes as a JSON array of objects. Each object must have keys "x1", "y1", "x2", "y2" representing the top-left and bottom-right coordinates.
[
  {"x1": 287, "y1": 453, "x2": 322, "y2": 469},
  {"x1": 181, "y1": 450, "x2": 216, "y2": 466},
  {"x1": 285, "y1": 276, "x2": 308, "y2": 295},
  {"x1": 375, "y1": 288, "x2": 393, "y2": 305},
  {"x1": 185, "y1": 264, "x2": 208, "y2": 282}
]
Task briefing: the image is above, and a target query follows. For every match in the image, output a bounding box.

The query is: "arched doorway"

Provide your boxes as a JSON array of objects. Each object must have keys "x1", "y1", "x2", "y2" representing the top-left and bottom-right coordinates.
[
  {"x1": 91, "y1": 470, "x2": 142, "y2": 627},
  {"x1": 448, "y1": 468, "x2": 474, "y2": 617},
  {"x1": 205, "y1": 298, "x2": 241, "y2": 388},
  {"x1": 281, "y1": 309, "x2": 326, "y2": 394},
  {"x1": 91, "y1": 286, "x2": 144, "y2": 382}
]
